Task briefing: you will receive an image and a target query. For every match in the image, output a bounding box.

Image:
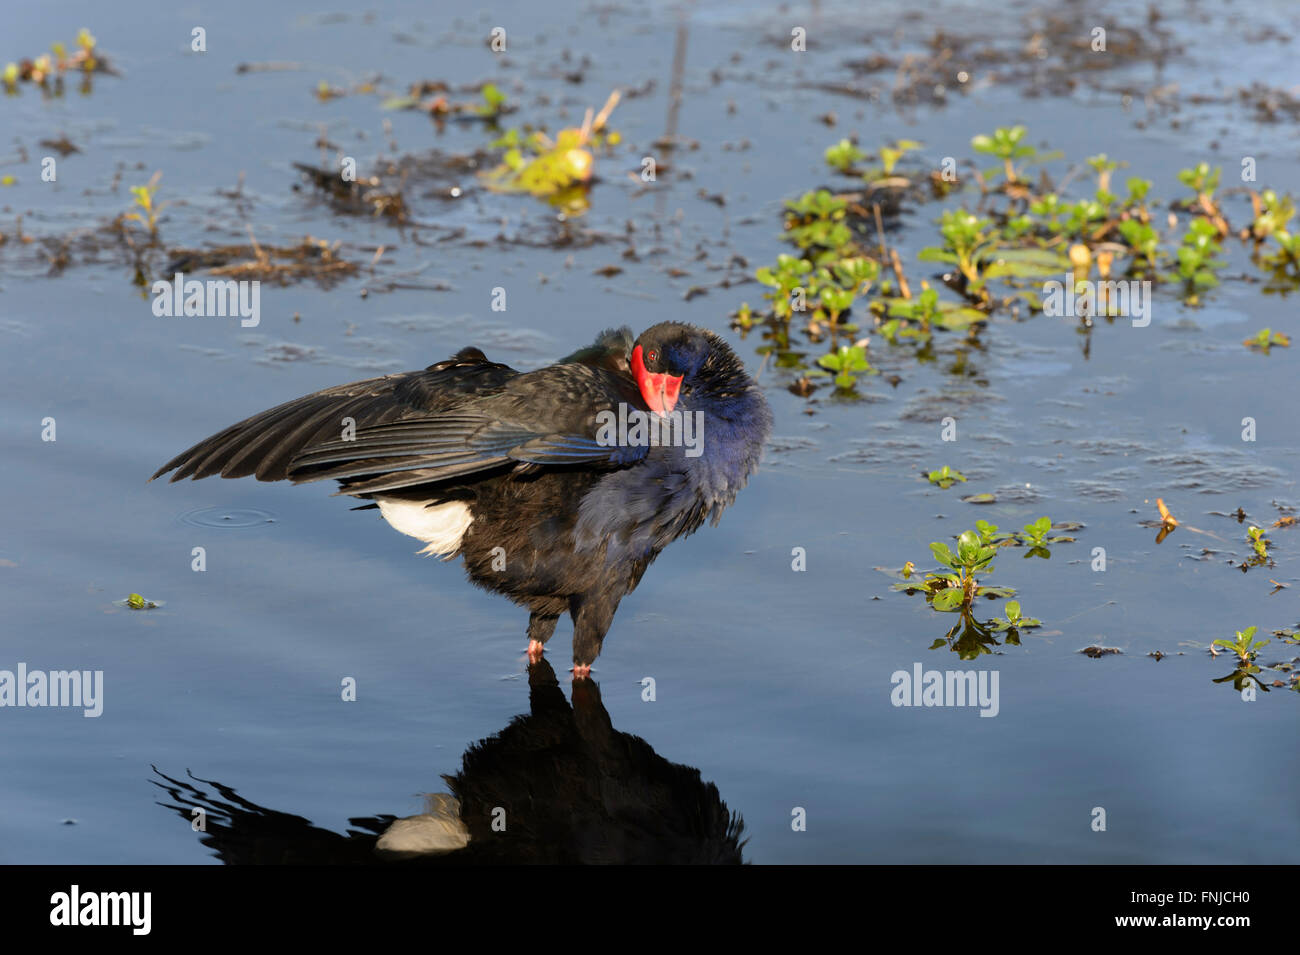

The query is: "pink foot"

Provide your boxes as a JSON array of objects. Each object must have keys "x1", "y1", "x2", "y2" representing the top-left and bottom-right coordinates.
[
  {"x1": 571, "y1": 663, "x2": 592, "y2": 680},
  {"x1": 527, "y1": 640, "x2": 546, "y2": 664}
]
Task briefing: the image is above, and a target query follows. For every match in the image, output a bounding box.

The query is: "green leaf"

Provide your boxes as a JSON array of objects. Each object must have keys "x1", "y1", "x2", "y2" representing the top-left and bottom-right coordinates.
[
  {"x1": 983, "y1": 248, "x2": 1073, "y2": 279},
  {"x1": 916, "y1": 247, "x2": 959, "y2": 264},
  {"x1": 1026, "y1": 516, "x2": 1052, "y2": 538},
  {"x1": 934, "y1": 305, "x2": 988, "y2": 330},
  {"x1": 930, "y1": 542, "x2": 956, "y2": 567},
  {"x1": 932, "y1": 588, "x2": 965, "y2": 612}
]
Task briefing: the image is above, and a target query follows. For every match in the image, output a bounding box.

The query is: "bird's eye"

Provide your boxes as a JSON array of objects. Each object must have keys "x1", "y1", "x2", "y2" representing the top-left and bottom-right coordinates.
[{"x1": 647, "y1": 349, "x2": 659, "y2": 363}]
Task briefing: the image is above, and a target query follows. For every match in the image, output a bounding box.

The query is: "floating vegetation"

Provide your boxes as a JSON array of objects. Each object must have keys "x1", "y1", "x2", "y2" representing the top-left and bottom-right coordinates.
[
  {"x1": 972, "y1": 517, "x2": 1079, "y2": 559},
  {"x1": 812, "y1": 343, "x2": 874, "y2": 391},
  {"x1": 479, "y1": 90, "x2": 621, "y2": 213},
  {"x1": 1212, "y1": 626, "x2": 1269, "y2": 665},
  {"x1": 891, "y1": 529, "x2": 1015, "y2": 613},
  {"x1": 1204, "y1": 620, "x2": 1300, "y2": 694},
  {"x1": 1242, "y1": 328, "x2": 1290, "y2": 352},
  {"x1": 381, "y1": 80, "x2": 514, "y2": 122},
  {"x1": 119, "y1": 171, "x2": 168, "y2": 240},
  {"x1": 2, "y1": 28, "x2": 113, "y2": 96},
  {"x1": 293, "y1": 162, "x2": 409, "y2": 222},
  {"x1": 735, "y1": 124, "x2": 1300, "y2": 396},
  {"x1": 824, "y1": 138, "x2": 867, "y2": 174},
  {"x1": 1208, "y1": 626, "x2": 1277, "y2": 693},
  {"x1": 164, "y1": 237, "x2": 359, "y2": 287},
  {"x1": 879, "y1": 512, "x2": 1089, "y2": 657},
  {"x1": 926, "y1": 465, "x2": 966, "y2": 489},
  {"x1": 1238, "y1": 525, "x2": 1274, "y2": 573},
  {"x1": 989, "y1": 600, "x2": 1041, "y2": 633},
  {"x1": 971, "y1": 125, "x2": 1041, "y2": 186},
  {"x1": 116, "y1": 593, "x2": 162, "y2": 610}
]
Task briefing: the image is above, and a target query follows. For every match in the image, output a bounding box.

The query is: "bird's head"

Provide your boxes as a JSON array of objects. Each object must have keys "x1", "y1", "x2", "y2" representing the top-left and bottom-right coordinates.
[{"x1": 631, "y1": 322, "x2": 718, "y2": 416}]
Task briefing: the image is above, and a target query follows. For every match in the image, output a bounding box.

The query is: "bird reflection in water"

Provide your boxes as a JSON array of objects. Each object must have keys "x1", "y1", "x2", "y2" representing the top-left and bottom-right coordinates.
[{"x1": 153, "y1": 659, "x2": 745, "y2": 864}]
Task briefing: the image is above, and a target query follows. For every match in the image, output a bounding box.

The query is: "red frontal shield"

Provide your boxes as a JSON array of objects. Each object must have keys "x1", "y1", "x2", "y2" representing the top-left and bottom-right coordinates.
[{"x1": 632, "y1": 345, "x2": 683, "y2": 416}]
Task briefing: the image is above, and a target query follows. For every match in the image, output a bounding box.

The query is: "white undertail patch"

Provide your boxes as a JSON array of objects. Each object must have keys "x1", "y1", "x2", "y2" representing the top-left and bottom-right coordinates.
[{"x1": 376, "y1": 497, "x2": 473, "y2": 559}]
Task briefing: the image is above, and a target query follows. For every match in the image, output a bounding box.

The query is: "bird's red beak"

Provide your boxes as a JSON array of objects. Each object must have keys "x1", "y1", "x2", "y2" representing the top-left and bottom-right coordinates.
[{"x1": 632, "y1": 345, "x2": 682, "y2": 416}]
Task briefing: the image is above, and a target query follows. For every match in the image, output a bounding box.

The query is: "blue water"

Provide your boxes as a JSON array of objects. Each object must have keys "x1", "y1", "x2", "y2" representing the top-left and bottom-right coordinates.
[{"x1": 1, "y1": 0, "x2": 1296, "y2": 863}]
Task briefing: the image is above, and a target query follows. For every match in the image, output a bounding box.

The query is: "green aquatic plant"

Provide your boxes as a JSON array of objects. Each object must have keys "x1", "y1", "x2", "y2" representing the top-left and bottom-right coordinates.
[
  {"x1": 479, "y1": 91, "x2": 619, "y2": 211},
  {"x1": 971, "y1": 125, "x2": 1036, "y2": 184},
  {"x1": 755, "y1": 254, "x2": 813, "y2": 320},
  {"x1": 1020, "y1": 515, "x2": 1053, "y2": 547},
  {"x1": 739, "y1": 124, "x2": 1300, "y2": 397},
  {"x1": 1012, "y1": 516, "x2": 1077, "y2": 557},
  {"x1": 785, "y1": 188, "x2": 846, "y2": 220},
  {"x1": 1263, "y1": 229, "x2": 1300, "y2": 268},
  {"x1": 880, "y1": 285, "x2": 987, "y2": 338},
  {"x1": 1212, "y1": 626, "x2": 1268, "y2": 665},
  {"x1": 1177, "y1": 162, "x2": 1221, "y2": 204},
  {"x1": 1063, "y1": 198, "x2": 1106, "y2": 239},
  {"x1": 1086, "y1": 153, "x2": 1124, "y2": 203},
  {"x1": 1246, "y1": 526, "x2": 1270, "y2": 560},
  {"x1": 1028, "y1": 193, "x2": 1064, "y2": 231},
  {"x1": 888, "y1": 286, "x2": 940, "y2": 332},
  {"x1": 882, "y1": 527, "x2": 1023, "y2": 626},
  {"x1": 927, "y1": 465, "x2": 966, "y2": 489},
  {"x1": 731, "y1": 301, "x2": 757, "y2": 330},
  {"x1": 3, "y1": 29, "x2": 101, "y2": 91},
  {"x1": 1243, "y1": 328, "x2": 1290, "y2": 352},
  {"x1": 834, "y1": 256, "x2": 881, "y2": 294},
  {"x1": 1118, "y1": 219, "x2": 1160, "y2": 272},
  {"x1": 924, "y1": 530, "x2": 1001, "y2": 611},
  {"x1": 1123, "y1": 176, "x2": 1153, "y2": 211},
  {"x1": 814, "y1": 344, "x2": 875, "y2": 390},
  {"x1": 1000, "y1": 214, "x2": 1035, "y2": 239},
  {"x1": 476, "y1": 82, "x2": 506, "y2": 117},
  {"x1": 989, "y1": 600, "x2": 1042, "y2": 633},
  {"x1": 782, "y1": 189, "x2": 852, "y2": 256},
  {"x1": 1250, "y1": 189, "x2": 1294, "y2": 240},
  {"x1": 919, "y1": 209, "x2": 997, "y2": 290},
  {"x1": 483, "y1": 126, "x2": 592, "y2": 197},
  {"x1": 824, "y1": 138, "x2": 867, "y2": 173},
  {"x1": 817, "y1": 286, "x2": 856, "y2": 327},
  {"x1": 1175, "y1": 217, "x2": 1224, "y2": 291},
  {"x1": 122, "y1": 172, "x2": 168, "y2": 238},
  {"x1": 876, "y1": 138, "x2": 922, "y2": 178}
]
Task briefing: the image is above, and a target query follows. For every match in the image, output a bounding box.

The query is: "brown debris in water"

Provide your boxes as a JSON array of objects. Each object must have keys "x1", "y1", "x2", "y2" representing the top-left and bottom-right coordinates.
[{"x1": 165, "y1": 236, "x2": 358, "y2": 287}]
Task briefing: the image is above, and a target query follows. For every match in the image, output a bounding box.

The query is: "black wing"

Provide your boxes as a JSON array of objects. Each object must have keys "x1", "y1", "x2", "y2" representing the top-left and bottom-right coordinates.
[{"x1": 150, "y1": 333, "x2": 647, "y2": 495}]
